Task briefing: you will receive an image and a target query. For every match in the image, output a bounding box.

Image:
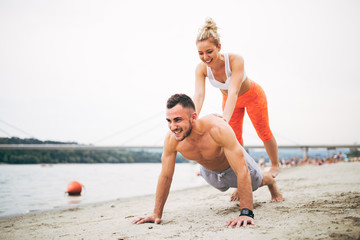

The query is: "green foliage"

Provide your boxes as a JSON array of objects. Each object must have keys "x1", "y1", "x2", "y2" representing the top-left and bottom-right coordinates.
[
  {"x1": 0, "y1": 137, "x2": 77, "y2": 145},
  {"x1": 0, "y1": 137, "x2": 189, "y2": 164},
  {"x1": 347, "y1": 148, "x2": 360, "y2": 158},
  {"x1": 0, "y1": 149, "x2": 188, "y2": 164}
]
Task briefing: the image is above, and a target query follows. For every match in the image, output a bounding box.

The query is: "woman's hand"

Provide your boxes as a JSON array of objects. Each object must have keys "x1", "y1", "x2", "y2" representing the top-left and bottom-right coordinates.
[{"x1": 212, "y1": 113, "x2": 228, "y2": 122}]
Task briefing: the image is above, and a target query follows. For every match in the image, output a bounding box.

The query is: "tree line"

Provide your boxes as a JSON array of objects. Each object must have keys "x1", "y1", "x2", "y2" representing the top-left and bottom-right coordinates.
[
  {"x1": 0, "y1": 137, "x2": 188, "y2": 164},
  {"x1": 0, "y1": 137, "x2": 77, "y2": 145},
  {"x1": 348, "y1": 148, "x2": 360, "y2": 158}
]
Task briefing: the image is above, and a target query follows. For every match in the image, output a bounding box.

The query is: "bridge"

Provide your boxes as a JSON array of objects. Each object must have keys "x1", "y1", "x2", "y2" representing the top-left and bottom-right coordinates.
[
  {"x1": 1, "y1": 117, "x2": 359, "y2": 159},
  {"x1": 0, "y1": 144, "x2": 359, "y2": 159}
]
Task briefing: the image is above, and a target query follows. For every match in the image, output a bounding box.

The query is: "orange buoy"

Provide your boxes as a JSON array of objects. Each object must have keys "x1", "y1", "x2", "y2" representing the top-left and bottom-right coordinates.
[{"x1": 66, "y1": 181, "x2": 82, "y2": 196}]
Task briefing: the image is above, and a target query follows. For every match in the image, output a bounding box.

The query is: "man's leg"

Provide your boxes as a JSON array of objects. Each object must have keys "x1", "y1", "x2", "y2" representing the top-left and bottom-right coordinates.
[
  {"x1": 199, "y1": 165, "x2": 231, "y2": 192},
  {"x1": 231, "y1": 145, "x2": 266, "y2": 201},
  {"x1": 231, "y1": 190, "x2": 241, "y2": 201},
  {"x1": 231, "y1": 171, "x2": 283, "y2": 202},
  {"x1": 259, "y1": 171, "x2": 283, "y2": 202}
]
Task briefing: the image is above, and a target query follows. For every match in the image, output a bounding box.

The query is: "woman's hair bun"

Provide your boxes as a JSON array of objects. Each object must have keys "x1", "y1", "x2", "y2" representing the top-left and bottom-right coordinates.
[
  {"x1": 196, "y1": 17, "x2": 220, "y2": 45},
  {"x1": 203, "y1": 18, "x2": 218, "y2": 33}
]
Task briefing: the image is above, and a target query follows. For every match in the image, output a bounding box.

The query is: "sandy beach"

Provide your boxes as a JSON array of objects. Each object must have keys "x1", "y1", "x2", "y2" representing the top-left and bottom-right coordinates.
[{"x1": 1, "y1": 162, "x2": 359, "y2": 240}]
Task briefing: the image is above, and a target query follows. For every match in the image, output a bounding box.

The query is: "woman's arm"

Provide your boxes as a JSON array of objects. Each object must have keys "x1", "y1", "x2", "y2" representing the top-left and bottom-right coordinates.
[
  {"x1": 194, "y1": 63, "x2": 206, "y2": 116},
  {"x1": 222, "y1": 55, "x2": 246, "y2": 122}
]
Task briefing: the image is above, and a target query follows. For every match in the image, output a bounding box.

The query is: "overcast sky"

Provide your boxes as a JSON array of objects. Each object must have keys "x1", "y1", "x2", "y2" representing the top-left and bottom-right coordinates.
[{"x1": 1, "y1": 0, "x2": 359, "y2": 146}]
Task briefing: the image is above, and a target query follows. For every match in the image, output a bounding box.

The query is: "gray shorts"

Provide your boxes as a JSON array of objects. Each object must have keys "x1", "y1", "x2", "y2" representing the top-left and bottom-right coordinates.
[{"x1": 200, "y1": 147, "x2": 263, "y2": 192}]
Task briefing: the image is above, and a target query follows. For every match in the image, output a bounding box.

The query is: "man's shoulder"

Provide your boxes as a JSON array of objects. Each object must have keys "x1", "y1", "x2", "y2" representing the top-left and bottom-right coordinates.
[
  {"x1": 199, "y1": 114, "x2": 229, "y2": 139},
  {"x1": 164, "y1": 131, "x2": 179, "y2": 151},
  {"x1": 200, "y1": 114, "x2": 228, "y2": 127}
]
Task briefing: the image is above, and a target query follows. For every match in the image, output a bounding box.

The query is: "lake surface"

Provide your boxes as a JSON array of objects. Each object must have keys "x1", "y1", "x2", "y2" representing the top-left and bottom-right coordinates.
[{"x1": 0, "y1": 163, "x2": 206, "y2": 218}]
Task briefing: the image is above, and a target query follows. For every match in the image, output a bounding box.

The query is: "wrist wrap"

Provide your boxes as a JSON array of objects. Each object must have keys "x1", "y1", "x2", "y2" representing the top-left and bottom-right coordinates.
[{"x1": 239, "y1": 208, "x2": 254, "y2": 219}]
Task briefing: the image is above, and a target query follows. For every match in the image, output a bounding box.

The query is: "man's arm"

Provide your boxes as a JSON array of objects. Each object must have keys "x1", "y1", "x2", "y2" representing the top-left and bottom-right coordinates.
[
  {"x1": 132, "y1": 133, "x2": 177, "y2": 224},
  {"x1": 210, "y1": 119, "x2": 254, "y2": 227},
  {"x1": 153, "y1": 137, "x2": 177, "y2": 221}
]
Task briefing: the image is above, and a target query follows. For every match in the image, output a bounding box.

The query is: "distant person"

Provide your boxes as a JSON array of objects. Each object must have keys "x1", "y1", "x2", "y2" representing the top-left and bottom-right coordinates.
[
  {"x1": 193, "y1": 18, "x2": 280, "y2": 178},
  {"x1": 280, "y1": 158, "x2": 285, "y2": 166},
  {"x1": 132, "y1": 94, "x2": 283, "y2": 227},
  {"x1": 337, "y1": 152, "x2": 344, "y2": 162},
  {"x1": 258, "y1": 157, "x2": 266, "y2": 169}
]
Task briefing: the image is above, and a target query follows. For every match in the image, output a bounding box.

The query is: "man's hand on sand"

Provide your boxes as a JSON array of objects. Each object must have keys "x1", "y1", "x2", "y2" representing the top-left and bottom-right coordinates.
[
  {"x1": 269, "y1": 166, "x2": 280, "y2": 178},
  {"x1": 131, "y1": 216, "x2": 161, "y2": 225},
  {"x1": 227, "y1": 216, "x2": 254, "y2": 228}
]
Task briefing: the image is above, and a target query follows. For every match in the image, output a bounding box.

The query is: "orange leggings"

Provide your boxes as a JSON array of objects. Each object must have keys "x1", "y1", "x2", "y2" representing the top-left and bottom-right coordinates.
[{"x1": 222, "y1": 80, "x2": 273, "y2": 145}]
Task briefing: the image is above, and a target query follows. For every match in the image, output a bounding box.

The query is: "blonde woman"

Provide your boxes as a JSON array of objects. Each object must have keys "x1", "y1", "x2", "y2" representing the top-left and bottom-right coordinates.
[{"x1": 194, "y1": 18, "x2": 279, "y2": 177}]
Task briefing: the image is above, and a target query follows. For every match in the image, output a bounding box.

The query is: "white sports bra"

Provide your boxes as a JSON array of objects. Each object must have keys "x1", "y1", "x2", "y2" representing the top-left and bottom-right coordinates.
[{"x1": 206, "y1": 53, "x2": 246, "y2": 90}]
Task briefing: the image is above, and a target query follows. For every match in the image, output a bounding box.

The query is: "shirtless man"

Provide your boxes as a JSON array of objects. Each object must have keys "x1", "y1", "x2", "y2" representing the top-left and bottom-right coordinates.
[{"x1": 132, "y1": 94, "x2": 283, "y2": 227}]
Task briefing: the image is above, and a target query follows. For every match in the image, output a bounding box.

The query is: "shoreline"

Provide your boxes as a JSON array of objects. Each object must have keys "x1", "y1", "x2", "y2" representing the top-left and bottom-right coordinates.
[
  {"x1": 0, "y1": 163, "x2": 205, "y2": 219},
  {"x1": 1, "y1": 162, "x2": 360, "y2": 239}
]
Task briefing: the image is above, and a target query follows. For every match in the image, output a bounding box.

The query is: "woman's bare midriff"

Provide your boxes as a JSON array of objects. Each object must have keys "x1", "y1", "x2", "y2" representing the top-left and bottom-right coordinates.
[{"x1": 220, "y1": 78, "x2": 251, "y2": 97}]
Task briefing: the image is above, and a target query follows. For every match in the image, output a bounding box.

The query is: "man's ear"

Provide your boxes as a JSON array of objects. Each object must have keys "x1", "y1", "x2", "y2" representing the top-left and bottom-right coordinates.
[{"x1": 191, "y1": 111, "x2": 198, "y2": 121}]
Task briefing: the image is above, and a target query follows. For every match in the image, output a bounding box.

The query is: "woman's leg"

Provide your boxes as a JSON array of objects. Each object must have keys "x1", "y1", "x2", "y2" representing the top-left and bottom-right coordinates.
[
  {"x1": 245, "y1": 82, "x2": 279, "y2": 177},
  {"x1": 264, "y1": 137, "x2": 279, "y2": 177}
]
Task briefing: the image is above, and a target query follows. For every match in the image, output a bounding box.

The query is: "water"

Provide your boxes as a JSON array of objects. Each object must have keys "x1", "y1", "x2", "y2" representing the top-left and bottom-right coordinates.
[
  {"x1": 0, "y1": 163, "x2": 205, "y2": 218},
  {"x1": 0, "y1": 148, "x2": 350, "y2": 218}
]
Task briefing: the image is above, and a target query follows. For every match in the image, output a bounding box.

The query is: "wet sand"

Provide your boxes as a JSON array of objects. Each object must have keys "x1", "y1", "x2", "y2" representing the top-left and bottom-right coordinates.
[{"x1": 1, "y1": 162, "x2": 359, "y2": 240}]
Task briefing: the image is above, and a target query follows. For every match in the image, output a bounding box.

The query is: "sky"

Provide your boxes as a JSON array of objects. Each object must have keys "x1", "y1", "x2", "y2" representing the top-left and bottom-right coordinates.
[{"x1": 1, "y1": 0, "x2": 360, "y2": 147}]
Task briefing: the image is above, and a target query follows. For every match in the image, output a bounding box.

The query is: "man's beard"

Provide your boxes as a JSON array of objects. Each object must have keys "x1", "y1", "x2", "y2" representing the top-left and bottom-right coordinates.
[{"x1": 177, "y1": 121, "x2": 192, "y2": 142}]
